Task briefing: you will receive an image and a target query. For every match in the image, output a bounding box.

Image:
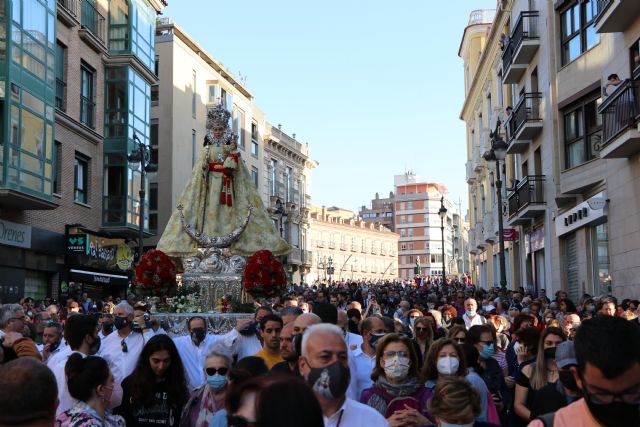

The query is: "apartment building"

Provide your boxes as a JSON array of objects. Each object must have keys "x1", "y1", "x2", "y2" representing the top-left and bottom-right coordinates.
[
  {"x1": 358, "y1": 192, "x2": 395, "y2": 231},
  {"x1": 394, "y1": 173, "x2": 460, "y2": 280},
  {"x1": 0, "y1": 0, "x2": 164, "y2": 302},
  {"x1": 461, "y1": 0, "x2": 640, "y2": 299},
  {"x1": 308, "y1": 206, "x2": 399, "y2": 284}
]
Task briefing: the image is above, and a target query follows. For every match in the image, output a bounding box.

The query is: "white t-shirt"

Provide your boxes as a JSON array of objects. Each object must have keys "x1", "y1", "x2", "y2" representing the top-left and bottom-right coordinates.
[
  {"x1": 323, "y1": 397, "x2": 388, "y2": 427},
  {"x1": 351, "y1": 346, "x2": 376, "y2": 400}
]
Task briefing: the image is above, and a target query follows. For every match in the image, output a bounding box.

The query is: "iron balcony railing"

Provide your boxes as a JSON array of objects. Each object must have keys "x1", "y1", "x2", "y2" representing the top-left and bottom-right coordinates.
[
  {"x1": 598, "y1": 79, "x2": 640, "y2": 149},
  {"x1": 502, "y1": 11, "x2": 539, "y2": 73},
  {"x1": 505, "y1": 92, "x2": 542, "y2": 140},
  {"x1": 58, "y1": 0, "x2": 79, "y2": 17},
  {"x1": 81, "y1": 0, "x2": 106, "y2": 43},
  {"x1": 507, "y1": 175, "x2": 545, "y2": 218},
  {"x1": 80, "y1": 95, "x2": 95, "y2": 128},
  {"x1": 55, "y1": 78, "x2": 66, "y2": 110}
]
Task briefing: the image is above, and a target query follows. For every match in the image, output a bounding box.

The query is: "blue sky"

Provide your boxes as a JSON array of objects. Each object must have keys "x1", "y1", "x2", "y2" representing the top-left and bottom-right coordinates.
[{"x1": 164, "y1": 1, "x2": 497, "y2": 214}]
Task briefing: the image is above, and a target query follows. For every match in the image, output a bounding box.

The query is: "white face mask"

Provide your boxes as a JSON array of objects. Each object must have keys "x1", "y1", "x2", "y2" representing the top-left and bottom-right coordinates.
[
  {"x1": 383, "y1": 356, "x2": 411, "y2": 380},
  {"x1": 436, "y1": 356, "x2": 459, "y2": 375}
]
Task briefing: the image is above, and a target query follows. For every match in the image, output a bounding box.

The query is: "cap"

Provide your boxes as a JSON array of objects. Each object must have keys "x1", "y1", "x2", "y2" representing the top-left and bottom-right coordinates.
[{"x1": 555, "y1": 341, "x2": 577, "y2": 369}]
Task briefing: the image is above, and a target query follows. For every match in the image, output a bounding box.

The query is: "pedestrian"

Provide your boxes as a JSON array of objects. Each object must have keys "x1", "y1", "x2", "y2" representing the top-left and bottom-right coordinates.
[
  {"x1": 56, "y1": 354, "x2": 125, "y2": 427},
  {"x1": 0, "y1": 303, "x2": 40, "y2": 363},
  {"x1": 428, "y1": 377, "x2": 500, "y2": 427},
  {"x1": 253, "y1": 314, "x2": 284, "y2": 369},
  {"x1": 411, "y1": 316, "x2": 434, "y2": 366},
  {"x1": 270, "y1": 322, "x2": 298, "y2": 374},
  {"x1": 115, "y1": 335, "x2": 189, "y2": 426},
  {"x1": 351, "y1": 316, "x2": 385, "y2": 397},
  {"x1": 41, "y1": 321, "x2": 66, "y2": 365}
]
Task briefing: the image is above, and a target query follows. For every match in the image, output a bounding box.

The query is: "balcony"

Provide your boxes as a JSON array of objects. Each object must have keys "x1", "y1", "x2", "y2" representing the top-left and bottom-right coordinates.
[
  {"x1": 475, "y1": 226, "x2": 485, "y2": 250},
  {"x1": 468, "y1": 227, "x2": 478, "y2": 254},
  {"x1": 506, "y1": 92, "x2": 543, "y2": 153},
  {"x1": 595, "y1": 0, "x2": 640, "y2": 33},
  {"x1": 507, "y1": 175, "x2": 546, "y2": 225},
  {"x1": 287, "y1": 248, "x2": 301, "y2": 265},
  {"x1": 328, "y1": 242, "x2": 336, "y2": 249},
  {"x1": 597, "y1": 79, "x2": 640, "y2": 159},
  {"x1": 55, "y1": 78, "x2": 66, "y2": 110},
  {"x1": 57, "y1": 0, "x2": 79, "y2": 27},
  {"x1": 351, "y1": 244, "x2": 357, "y2": 251},
  {"x1": 371, "y1": 247, "x2": 377, "y2": 255},
  {"x1": 380, "y1": 248, "x2": 387, "y2": 256},
  {"x1": 502, "y1": 11, "x2": 540, "y2": 84},
  {"x1": 79, "y1": 0, "x2": 107, "y2": 53},
  {"x1": 340, "y1": 243, "x2": 347, "y2": 251},
  {"x1": 483, "y1": 213, "x2": 496, "y2": 243},
  {"x1": 389, "y1": 249, "x2": 396, "y2": 256},
  {"x1": 316, "y1": 240, "x2": 325, "y2": 248},
  {"x1": 472, "y1": 148, "x2": 483, "y2": 173},
  {"x1": 466, "y1": 160, "x2": 476, "y2": 184}
]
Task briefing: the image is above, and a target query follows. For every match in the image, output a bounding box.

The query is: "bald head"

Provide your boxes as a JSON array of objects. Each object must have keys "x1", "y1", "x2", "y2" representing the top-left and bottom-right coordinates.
[
  {"x1": 293, "y1": 312, "x2": 321, "y2": 335},
  {"x1": 337, "y1": 310, "x2": 347, "y2": 329}
]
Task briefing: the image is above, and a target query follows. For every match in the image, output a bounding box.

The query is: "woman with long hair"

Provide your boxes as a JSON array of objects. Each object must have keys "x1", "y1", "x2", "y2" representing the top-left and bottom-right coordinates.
[
  {"x1": 361, "y1": 333, "x2": 432, "y2": 426},
  {"x1": 466, "y1": 325, "x2": 507, "y2": 414},
  {"x1": 410, "y1": 316, "x2": 434, "y2": 367},
  {"x1": 513, "y1": 326, "x2": 566, "y2": 423},
  {"x1": 428, "y1": 377, "x2": 500, "y2": 427},
  {"x1": 56, "y1": 354, "x2": 125, "y2": 427},
  {"x1": 115, "y1": 334, "x2": 189, "y2": 427},
  {"x1": 446, "y1": 325, "x2": 467, "y2": 345}
]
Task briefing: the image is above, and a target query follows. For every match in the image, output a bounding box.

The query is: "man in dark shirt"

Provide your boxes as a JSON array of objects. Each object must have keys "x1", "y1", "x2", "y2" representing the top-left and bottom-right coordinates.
[{"x1": 271, "y1": 322, "x2": 299, "y2": 375}]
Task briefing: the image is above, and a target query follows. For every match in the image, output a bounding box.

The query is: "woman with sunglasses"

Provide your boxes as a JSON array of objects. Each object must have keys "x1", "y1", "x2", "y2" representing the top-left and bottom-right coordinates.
[
  {"x1": 181, "y1": 347, "x2": 232, "y2": 427},
  {"x1": 361, "y1": 334, "x2": 432, "y2": 426},
  {"x1": 447, "y1": 325, "x2": 467, "y2": 345},
  {"x1": 114, "y1": 335, "x2": 188, "y2": 427},
  {"x1": 410, "y1": 316, "x2": 434, "y2": 367}
]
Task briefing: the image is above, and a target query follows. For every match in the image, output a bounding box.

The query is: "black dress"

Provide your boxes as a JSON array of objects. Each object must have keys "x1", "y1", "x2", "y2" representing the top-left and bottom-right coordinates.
[{"x1": 115, "y1": 375, "x2": 184, "y2": 427}]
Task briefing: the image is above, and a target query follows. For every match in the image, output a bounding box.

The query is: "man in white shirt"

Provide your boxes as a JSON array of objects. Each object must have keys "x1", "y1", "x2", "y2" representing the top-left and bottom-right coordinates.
[
  {"x1": 462, "y1": 298, "x2": 487, "y2": 329},
  {"x1": 298, "y1": 324, "x2": 387, "y2": 427},
  {"x1": 337, "y1": 310, "x2": 363, "y2": 352},
  {"x1": 51, "y1": 314, "x2": 101, "y2": 416},
  {"x1": 173, "y1": 315, "x2": 239, "y2": 391},
  {"x1": 98, "y1": 301, "x2": 154, "y2": 385},
  {"x1": 351, "y1": 317, "x2": 385, "y2": 399},
  {"x1": 223, "y1": 306, "x2": 273, "y2": 360},
  {"x1": 39, "y1": 321, "x2": 67, "y2": 364}
]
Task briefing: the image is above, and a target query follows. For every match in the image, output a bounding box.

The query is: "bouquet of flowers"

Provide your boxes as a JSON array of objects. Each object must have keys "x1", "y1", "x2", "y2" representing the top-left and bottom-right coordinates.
[
  {"x1": 242, "y1": 250, "x2": 287, "y2": 299},
  {"x1": 134, "y1": 250, "x2": 177, "y2": 297},
  {"x1": 165, "y1": 293, "x2": 205, "y2": 313}
]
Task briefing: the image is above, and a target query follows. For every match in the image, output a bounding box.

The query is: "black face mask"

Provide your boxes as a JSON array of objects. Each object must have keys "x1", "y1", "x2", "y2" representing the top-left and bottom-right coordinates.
[
  {"x1": 583, "y1": 388, "x2": 640, "y2": 427},
  {"x1": 305, "y1": 361, "x2": 350, "y2": 400},
  {"x1": 238, "y1": 321, "x2": 259, "y2": 336},
  {"x1": 89, "y1": 336, "x2": 101, "y2": 355},
  {"x1": 49, "y1": 340, "x2": 61, "y2": 353},
  {"x1": 544, "y1": 347, "x2": 557, "y2": 359},
  {"x1": 558, "y1": 370, "x2": 579, "y2": 392},
  {"x1": 102, "y1": 323, "x2": 114, "y2": 334},
  {"x1": 368, "y1": 333, "x2": 385, "y2": 350},
  {"x1": 113, "y1": 316, "x2": 129, "y2": 330},
  {"x1": 191, "y1": 328, "x2": 206, "y2": 345}
]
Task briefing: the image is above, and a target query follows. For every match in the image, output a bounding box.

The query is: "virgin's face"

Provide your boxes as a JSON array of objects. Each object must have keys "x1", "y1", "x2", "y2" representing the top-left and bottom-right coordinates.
[{"x1": 213, "y1": 126, "x2": 224, "y2": 139}]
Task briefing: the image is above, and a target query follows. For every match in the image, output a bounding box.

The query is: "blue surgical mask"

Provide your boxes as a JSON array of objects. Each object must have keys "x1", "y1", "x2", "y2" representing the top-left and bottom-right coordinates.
[
  {"x1": 480, "y1": 343, "x2": 494, "y2": 359},
  {"x1": 465, "y1": 310, "x2": 477, "y2": 317},
  {"x1": 207, "y1": 374, "x2": 228, "y2": 390}
]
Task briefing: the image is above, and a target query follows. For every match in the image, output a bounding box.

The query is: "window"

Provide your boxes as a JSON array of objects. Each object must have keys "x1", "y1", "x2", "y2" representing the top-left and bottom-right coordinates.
[
  {"x1": 563, "y1": 92, "x2": 601, "y2": 169},
  {"x1": 270, "y1": 159, "x2": 278, "y2": 196},
  {"x1": 400, "y1": 216, "x2": 406, "y2": 224},
  {"x1": 407, "y1": 201, "x2": 413, "y2": 210},
  {"x1": 400, "y1": 229, "x2": 406, "y2": 237},
  {"x1": 251, "y1": 141, "x2": 259, "y2": 157},
  {"x1": 592, "y1": 223, "x2": 610, "y2": 295},
  {"x1": 251, "y1": 122, "x2": 258, "y2": 141},
  {"x1": 408, "y1": 228, "x2": 413, "y2": 237},
  {"x1": 74, "y1": 154, "x2": 89, "y2": 203},
  {"x1": 55, "y1": 42, "x2": 66, "y2": 110},
  {"x1": 149, "y1": 183, "x2": 158, "y2": 233},
  {"x1": 408, "y1": 242, "x2": 414, "y2": 250},
  {"x1": 285, "y1": 166, "x2": 293, "y2": 202},
  {"x1": 151, "y1": 85, "x2": 159, "y2": 102},
  {"x1": 561, "y1": 0, "x2": 599, "y2": 66},
  {"x1": 208, "y1": 84, "x2": 217, "y2": 104},
  {"x1": 80, "y1": 65, "x2": 95, "y2": 128},
  {"x1": 235, "y1": 108, "x2": 245, "y2": 148},
  {"x1": 251, "y1": 167, "x2": 259, "y2": 188},
  {"x1": 408, "y1": 214, "x2": 413, "y2": 223},
  {"x1": 192, "y1": 130, "x2": 196, "y2": 167},
  {"x1": 53, "y1": 141, "x2": 62, "y2": 194},
  {"x1": 151, "y1": 123, "x2": 159, "y2": 164},
  {"x1": 192, "y1": 70, "x2": 196, "y2": 118},
  {"x1": 154, "y1": 56, "x2": 159, "y2": 76}
]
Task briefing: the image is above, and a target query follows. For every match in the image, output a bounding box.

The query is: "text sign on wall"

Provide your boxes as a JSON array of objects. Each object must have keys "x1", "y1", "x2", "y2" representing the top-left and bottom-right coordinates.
[{"x1": 0, "y1": 219, "x2": 32, "y2": 249}]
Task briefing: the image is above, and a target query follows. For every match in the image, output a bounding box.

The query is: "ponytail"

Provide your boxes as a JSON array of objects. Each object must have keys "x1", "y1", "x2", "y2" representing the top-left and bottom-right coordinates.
[{"x1": 65, "y1": 355, "x2": 110, "y2": 402}]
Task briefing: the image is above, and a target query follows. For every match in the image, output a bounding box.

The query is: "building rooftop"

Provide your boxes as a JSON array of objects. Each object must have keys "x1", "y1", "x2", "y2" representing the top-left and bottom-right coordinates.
[{"x1": 468, "y1": 9, "x2": 495, "y2": 26}]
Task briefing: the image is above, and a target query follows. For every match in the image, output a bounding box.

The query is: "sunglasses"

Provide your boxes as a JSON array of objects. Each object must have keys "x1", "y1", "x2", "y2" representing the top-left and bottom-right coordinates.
[
  {"x1": 454, "y1": 338, "x2": 465, "y2": 343},
  {"x1": 206, "y1": 367, "x2": 229, "y2": 376},
  {"x1": 121, "y1": 339, "x2": 128, "y2": 353},
  {"x1": 415, "y1": 327, "x2": 429, "y2": 332},
  {"x1": 227, "y1": 415, "x2": 258, "y2": 427}
]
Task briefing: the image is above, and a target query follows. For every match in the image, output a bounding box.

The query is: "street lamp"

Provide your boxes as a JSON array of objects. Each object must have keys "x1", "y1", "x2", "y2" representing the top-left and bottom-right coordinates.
[
  {"x1": 274, "y1": 198, "x2": 288, "y2": 238},
  {"x1": 483, "y1": 119, "x2": 509, "y2": 289},
  {"x1": 128, "y1": 133, "x2": 157, "y2": 261},
  {"x1": 438, "y1": 196, "x2": 447, "y2": 285}
]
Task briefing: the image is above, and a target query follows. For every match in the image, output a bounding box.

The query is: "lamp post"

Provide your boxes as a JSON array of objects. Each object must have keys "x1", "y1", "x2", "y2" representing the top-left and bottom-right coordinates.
[
  {"x1": 438, "y1": 196, "x2": 447, "y2": 285},
  {"x1": 274, "y1": 198, "x2": 288, "y2": 238},
  {"x1": 128, "y1": 133, "x2": 157, "y2": 261},
  {"x1": 483, "y1": 119, "x2": 509, "y2": 289}
]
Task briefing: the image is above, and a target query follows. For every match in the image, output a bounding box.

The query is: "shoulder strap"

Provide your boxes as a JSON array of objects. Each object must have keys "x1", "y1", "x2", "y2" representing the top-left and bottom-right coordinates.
[{"x1": 536, "y1": 411, "x2": 556, "y2": 427}]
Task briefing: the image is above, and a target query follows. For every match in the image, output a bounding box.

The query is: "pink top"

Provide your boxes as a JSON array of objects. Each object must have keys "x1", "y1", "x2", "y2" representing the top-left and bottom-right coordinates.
[{"x1": 527, "y1": 398, "x2": 601, "y2": 427}]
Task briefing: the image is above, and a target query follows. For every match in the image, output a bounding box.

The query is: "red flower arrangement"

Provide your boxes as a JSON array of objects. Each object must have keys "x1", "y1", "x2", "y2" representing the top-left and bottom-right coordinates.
[
  {"x1": 242, "y1": 250, "x2": 287, "y2": 299},
  {"x1": 135, "y1": 250, "x2": 177, "y2": 297}
]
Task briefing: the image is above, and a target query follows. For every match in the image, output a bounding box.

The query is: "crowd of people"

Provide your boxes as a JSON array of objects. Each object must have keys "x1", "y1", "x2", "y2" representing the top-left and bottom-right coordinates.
[{"x1": 0, "y1": 278, "x2": 639, "y2": 427}]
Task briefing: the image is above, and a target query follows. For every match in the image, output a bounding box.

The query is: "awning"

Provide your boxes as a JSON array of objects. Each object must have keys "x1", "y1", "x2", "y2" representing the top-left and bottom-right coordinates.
[{"x1": 69, "y1": 269, "x2": 130, "y2": 286}]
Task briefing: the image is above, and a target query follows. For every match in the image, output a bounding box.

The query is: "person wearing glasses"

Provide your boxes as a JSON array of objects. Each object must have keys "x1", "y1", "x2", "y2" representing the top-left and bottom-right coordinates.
[
  {"x1": 98, "y1": 301, "x2": 155, "y2": 385},
  {"x1": 0, "y1": 303, "x2": 40, "y2": 363},
  {"x1": 361, "y1": 333, "x2": 432, "y2": 426},
  {"x1": 447, "y1": 325, "x2": 468, "y2": 345},
  {"x1": 467, "y1": 325, "x2": 508, "y2": 417},
  {"x1": 181, "y1": 347, "x2": 232, "y2": 427},
  {"x1": 410, "y1": 316, "x2": 434, "y2": 367},
  {"x1": 114, "y1": 335, "x2": 188, "y2": 427}
]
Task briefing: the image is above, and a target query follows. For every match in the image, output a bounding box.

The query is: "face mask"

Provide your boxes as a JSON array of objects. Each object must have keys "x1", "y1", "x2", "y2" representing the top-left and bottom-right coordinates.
[
  {"x1": 409, "y1": 317, "x2": 416, "y2": 326},
  {"x1": 583, "y1": 388, "x2": 640, "y2": 427},
  {"x1": 437, "y1": 356, "x2": 459, "y2": 375},
  {"x1": 89, "y1": 336, "x2": 101, "y2": 355},
  {"x1": 440, "y1": 422, "x2": 474, "y2": 427},
  {"x1": 113, "y1": 316, "x2": 129, "y2": 330},
  {"x1": 102, "y1": 323, "x2": 114, "y2": 335},
  {"x1": 191, "y1": 328, "x2": 206, "y2": 345},
  {"x1": 49, "y1": 340, "x2": 61, "y2": 353},
  {"x1": 558, "y1": 370, "x2": 579, "y2": 392},
  {"x1": 544, "y1": 347, "x2": 557, "y2": 359},
  {"x1": 207, "y1": 374, "x2": 228, "y2": 391},
  {"x1": 383, "y1": 356, "x2": 411, "y2": 381},
  {"x1": 368, "y1": 333, "x2": 384, "y2": 350},
  {"x1": 107, "y1": 381, "x2": 123, "y2": 410},
  {"x1": 305, "y1": 360, "x2": 350, "y2": 400},
  {"x1": 465, "y1": 310, "x2": 476, "y2": 317},
  {"x1": 480, "y1": 343, "x2": 494, "y2": 359}
]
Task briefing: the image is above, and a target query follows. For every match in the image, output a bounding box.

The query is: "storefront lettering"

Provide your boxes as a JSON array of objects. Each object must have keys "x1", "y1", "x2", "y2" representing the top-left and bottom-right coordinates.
[
  {"x1": 0, "y1": 220, "x2": 31, "y2": 249},
  {"x1": 87, "y1": 240, "x2": 117, "y2": 262}
]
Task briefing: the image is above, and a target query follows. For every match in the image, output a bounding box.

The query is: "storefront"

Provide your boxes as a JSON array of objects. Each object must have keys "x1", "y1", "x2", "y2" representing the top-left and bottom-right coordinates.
[
  {"x1": 555, "y1": 192, "x2": 610, "y2": 301},
  {"x1": 64, "y1": 227, "x2": 135, "y2": 300},
  {"x1": 0, "y1": 218, "x2": 62, "y2": 303}
]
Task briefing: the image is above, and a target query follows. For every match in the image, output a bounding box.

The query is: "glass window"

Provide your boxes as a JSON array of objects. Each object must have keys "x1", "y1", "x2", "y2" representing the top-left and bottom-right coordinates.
[
  {"x1": 251, "y1": 122, "x2": 258, "y2": 141},
  {"x1": 80, "y1": 65, "x2": 95, "y2": 128},
  {"x1": 270, "y1": 159, "x2": 277, "y2": 196},
  {"x1": 103, "y1": 154, "x2": 126, "y2": 224},
  {"x1": 560, "y1": 1, "x2": 600, "y2": 66},
  {"x1": 251, "y1": 141, "x2": 258, "y2": 157},
  {"x1": 208, "y1": 84, "x2": 217, "y2": 104},
  {"x1": 53, "y1": 141, "x2": 61, "y2": 193},
  {"x1": 74, "y1": 154, "x2": 89, "y2": 203},
  {"x1": 191, "y1": 70, "x2": 196, "y2": 118},
  {"x1": 592, "y1": 223, "x2": 611, "y2": 295},
  {"x1": 109, "y1": 0, "x2": 129, "y2": 51},
  {"x1": 55, "y1": 42, "x2": 66, "y2": 109},
  {"x1": 563, "y1": 93, "x2": 600, "y2": 169},
  {"x1": 235, "y1": 108, "x2": 245, "y2": 148},
  {"x1": 129, "y1": 0, "x2": 155, "y2": 69},
  {"x1": 251, "y1": 167, "x2": 259, "y2": 188}
]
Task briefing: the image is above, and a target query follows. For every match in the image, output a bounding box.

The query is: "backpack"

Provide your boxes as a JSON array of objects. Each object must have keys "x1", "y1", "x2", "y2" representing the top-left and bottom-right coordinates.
[
  {"x1": 536, "y1": 412, "x2": 556, "y2": 427},
  {"x1": 368, "y1": 385, "x2": 432, "y2": 419}
]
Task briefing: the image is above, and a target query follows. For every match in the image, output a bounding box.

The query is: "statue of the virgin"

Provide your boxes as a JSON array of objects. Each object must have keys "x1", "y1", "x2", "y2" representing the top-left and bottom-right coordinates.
[{"x1": 157, "y1": 103, "x2": 291, "y2": 258}]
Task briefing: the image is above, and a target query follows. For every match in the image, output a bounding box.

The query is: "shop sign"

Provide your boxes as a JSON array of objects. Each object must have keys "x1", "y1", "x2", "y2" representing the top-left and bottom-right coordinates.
[
  {"x1": 0, "y1": 219, "x2": 31, "y2": 249},
  {"x1": 503, "y1": 229, "x2": 519, "y2": 241},
  {"x1": 555, "y1": 192, "x2": 607, "y2": 237},
  {"x1": 66, "y1": 229, "x2": 134, "y2": 273}
]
